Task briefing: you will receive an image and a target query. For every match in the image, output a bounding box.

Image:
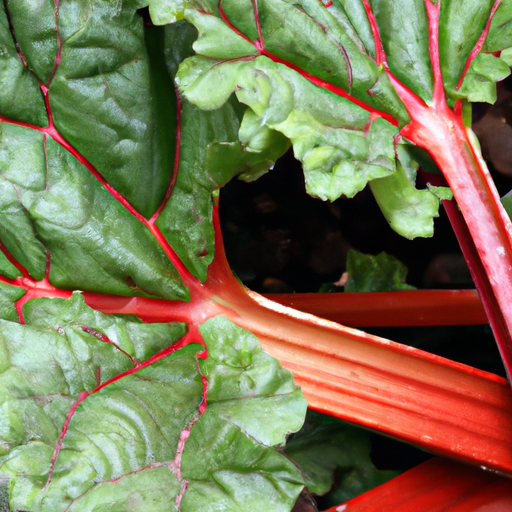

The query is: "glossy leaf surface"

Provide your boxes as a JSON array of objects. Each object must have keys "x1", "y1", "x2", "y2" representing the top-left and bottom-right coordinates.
[{"x1": 0, "y1": 3, "x2": 306, "y2": 510}]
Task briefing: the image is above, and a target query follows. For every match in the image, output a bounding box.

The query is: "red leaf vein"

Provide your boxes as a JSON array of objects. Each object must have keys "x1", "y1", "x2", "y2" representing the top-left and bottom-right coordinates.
[{"x1": 44, "y1": 326, "x2": 208, "y2": 488}]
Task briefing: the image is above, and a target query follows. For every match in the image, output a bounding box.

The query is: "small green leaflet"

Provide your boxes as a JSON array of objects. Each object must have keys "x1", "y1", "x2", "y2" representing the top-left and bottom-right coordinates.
[{"x1": 344, "y1": 248, "x2": 416, "y2": 292}]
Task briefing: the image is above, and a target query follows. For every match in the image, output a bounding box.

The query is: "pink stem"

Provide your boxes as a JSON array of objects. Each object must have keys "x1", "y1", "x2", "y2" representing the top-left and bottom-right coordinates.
[
  {"x1": 423, "y1": 0, "x2": 446, "y2": 105},
  {"x1": 362, "y1": 0, "x2": 386, "y2": 65},
  {"x1": 420, "y1": 173, "x2": 509, "y2": 341},
  {"x1": 440, "y1": 195, "x2": 512, "y2": 370},
  {"x1": 382, "y1": 0, "x2": 512, "y2": 380},
  {"x1": 251, "y1": 0, "x2": 264, "y2": 47},
  {"x1": 396, "y1": 91, "x2": 512, "y2": 379}
]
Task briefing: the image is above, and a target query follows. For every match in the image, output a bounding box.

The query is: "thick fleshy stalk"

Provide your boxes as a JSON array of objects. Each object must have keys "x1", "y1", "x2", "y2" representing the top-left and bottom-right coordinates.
[
  {"x1": 395, "y1": 91, "x2": 512, "y2": 380},
  {"x1": 7, "y1": 227, "x2": 512, "y2": 474},
  {"x1": 386, "y1": 0, "x2": 512, "y2": 380},
  {"x1": 324, "y1": 457, "x2": 512, "y2": 512},
  {"x1": 198, "y1": 215, "x2": 512, "y2": 475},
  {"x1": 265, "y1": 289, "x2": 487, "y2": 327}
]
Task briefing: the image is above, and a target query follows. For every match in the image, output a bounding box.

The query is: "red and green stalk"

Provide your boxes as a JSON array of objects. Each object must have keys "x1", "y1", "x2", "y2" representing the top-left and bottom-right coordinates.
[{"x1": 386, "y1": 0, "x2": 512, "y2": 378}]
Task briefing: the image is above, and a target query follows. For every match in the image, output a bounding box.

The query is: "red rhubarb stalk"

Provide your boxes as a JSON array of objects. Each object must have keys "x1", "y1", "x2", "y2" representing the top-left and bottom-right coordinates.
[
  {"x1": 214, "y1": 1, "x2": 512, "y2": 380},
  {"x1": 379, "y1": 1, "x2": 512, "y2": 380},
  {"x1": 265, "y1": 289, "x2": 488, "y2": 327},
  {"x1": 324, "y1": 457, "x2": 512, "y2": 512},
  {"x1": 391, "y1": 79, "x2": 512, "y2": 380},
  {"x1": 194, "y1": 211, "x2": 512, "y2": 475},
  {"x1": 8, "y1": 210, "x2": 512, "y2": 474}
]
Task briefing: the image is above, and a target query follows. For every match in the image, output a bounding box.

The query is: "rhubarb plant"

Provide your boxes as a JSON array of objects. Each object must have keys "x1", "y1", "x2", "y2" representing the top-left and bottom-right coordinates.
[
  {"x1": 1, "y1": 1, "x2": 512, "y2": 511},
  {"x1": 173, "y1": 0, "x2": 512, "y2": 376}
]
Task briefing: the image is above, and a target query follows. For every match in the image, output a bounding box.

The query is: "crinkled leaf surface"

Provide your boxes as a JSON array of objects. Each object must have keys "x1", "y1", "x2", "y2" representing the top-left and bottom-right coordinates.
[
  {"x1": 0, "y1": 296, "x2": 305, "y2": 511},
  {"x1": 0, "y1": 3, "x2": 306, "y2": 511},
  {"x1": 1, "y1": 1, "x2": 512, "y2": 510},
  {"x1": 175, "y1": 0, "x2": 512, "y2": 239}
]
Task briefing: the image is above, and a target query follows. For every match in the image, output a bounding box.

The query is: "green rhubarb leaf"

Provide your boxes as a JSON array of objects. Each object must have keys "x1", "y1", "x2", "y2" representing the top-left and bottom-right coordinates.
[
  {"x1": 0, "y1": 283, "x2": 24, "y2": 322},
  {"x1": 156, "y1": 22, "x2": 289, "y2": 281},
  {"x1": 172, "y1": 0, "x2": 512, "y2": 246},
  {"x1": 344, "y1": 248, "x2": 415, "y2": 292},
  {"x1": 458, "y1": 53, "x2": 511, "y2": 104},
  {"x1": 139, "y1": 0, "x2": 185, "y2": 25},
  {"x1": 0, "y1": 296, "x2": 305, "y2": 512},
  {"x1": 65, "y1": 466, "x2": 182, "y2": 512},
  {"x1": 5, "y1": 0, "x2": 58, "y2": 85},
  {"x1": 439, "y1": 0, "x2": 495, "y2": 91},
  {"x1": 22, "y1": 293, "x2": 188, "y2": 362},
  {"x1": 216, "y1": 0, "x2": 409, "y2": 123},
  {"x1": 0, "y1": 123, "x2": 189, "y2": 300},
  {"x1": 370, "y1": 159, "x2": 440, "y2": 239},
  {"x1": 49, "y1": 1, "x2": 176, "y2": 218},
  {"x1": 483, "y1": 0, "x2": 512, "y2": 52},
  {"x1": 156, "y1": 95, "x2": 289, "y2": 281},
  {"x1": 181, "y1": 317, "x2": 306, "y2": 512},
  {"x1": 0, "y1": 251, "x2": 21, "y2": 281},
  {"x1": 0, "y1": 294, "x2": 187, "y2": 459},
  {"x1": 187, "y1": 8, "x2": 256, "y2": 59},
  {"x1": 501, "y1": 47, "x2": 512, "y2": 66},
  {"x1": 178, "y1": 55, "x2": 399, "y2": 201},
  {"x1": 427, "y1": 184, "x2": 453, "y2": 201},
  {"x1": 0, "y1": 8, "x2": 48, "y2": 126},
  {"x1": 327, "y1": 0, "x2": 376, "y2": 59},
  {"x1": 199, "y1": 316, "x2": 307, "y2": 447},
  {"x1": 439, "y1": 0, "x2": 511, "y2": 104},
  {"x1": 0, "y1": 124, "x2": 50, "y2": 281},
  {"x1": 180, "y1": 412, "x2": 303, "y2": 512},
  {"x1": 370, "y1": 0, "x2": 434, "y2": 103},
  {"x1": 176, "y1": 2, "x2": 446, "y2": 239},
  {"x1": 285, "y1": 411, "x2": 398, "y2": 502}
]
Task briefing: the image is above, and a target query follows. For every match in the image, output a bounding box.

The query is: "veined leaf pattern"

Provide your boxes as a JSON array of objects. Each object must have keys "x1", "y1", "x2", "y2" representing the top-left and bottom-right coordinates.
[{"x1": 1, "y1": 0, "x2": 512, "y2": 510}]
